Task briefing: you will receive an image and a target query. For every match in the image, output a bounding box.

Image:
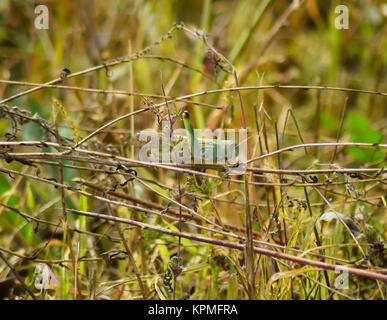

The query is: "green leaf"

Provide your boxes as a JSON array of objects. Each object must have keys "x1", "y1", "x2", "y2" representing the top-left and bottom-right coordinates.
[
  {"x1": 162, "y1": 219, "x2": 198, "y2": 255},
  {"x1": 0, "y1": 195, "x2": 20, "y2": 228},
  {"x1": 156, "y1": 239, "x2": 170, "y2": 266},
  {"x1": 346, "y1": 112, "x2": 384, "y2": 163},
  {"x1": 26, "y1": 182, "x2": 35, "y2": 212},
  {"x1": 23, "y1": 99, "x2": 45, "y2": 141},
  {"x1": 0, "y1": 172, "x2": 11, "y2": 195}
]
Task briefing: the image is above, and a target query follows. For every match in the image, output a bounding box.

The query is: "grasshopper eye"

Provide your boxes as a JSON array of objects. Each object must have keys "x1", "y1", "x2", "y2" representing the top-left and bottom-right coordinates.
[{"x1": 183, "y1": 110, "x2": 190, "y2": 119}]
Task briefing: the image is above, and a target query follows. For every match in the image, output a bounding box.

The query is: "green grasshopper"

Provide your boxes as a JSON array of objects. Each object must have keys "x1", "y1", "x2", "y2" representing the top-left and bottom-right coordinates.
[
  {"x1": 181, "y1": 110, "x2": 240, "y2": 194},
  {"x1": 182, "y1": 110, "x2": 239, "y2": 165},
  {"x1": 163, "y1": 256, "x2": 183, "y2": 293},
  {"x1": 133, "y1": 110, "x2": 239, "y2": 167},
  {"x1": 133, "y1": 110, "x2": 241, "y2": 195}
]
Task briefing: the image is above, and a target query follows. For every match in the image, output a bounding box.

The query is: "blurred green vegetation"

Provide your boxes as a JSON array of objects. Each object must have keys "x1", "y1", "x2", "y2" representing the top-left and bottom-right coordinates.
[{"x1": 0, "y1": 0, "x2": 386, "y2": 300}]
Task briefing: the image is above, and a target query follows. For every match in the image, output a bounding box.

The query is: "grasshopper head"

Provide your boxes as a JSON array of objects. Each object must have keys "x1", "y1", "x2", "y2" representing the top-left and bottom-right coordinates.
[{"x1": 182, "y1": 110, "x2": 190, "y2": 119}]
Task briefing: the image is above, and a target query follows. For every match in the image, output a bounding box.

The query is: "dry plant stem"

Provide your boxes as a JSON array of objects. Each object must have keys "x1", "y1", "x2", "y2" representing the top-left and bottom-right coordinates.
[
  {"x1": 68, "y1": 209, "x2": 387, "y2": 282},
  {"x1": 129, "y1": 41, "x2": 135, "y2": 159},
  {"x1": 233, "y1": 72, "x2": 256, "y2": 299},
  {"x1": 314, "y1": 81, "x2": 321, "y2": 158},
  {"x1": 105, "y1": 203, "x2": 147, "y2": 299},
  {"x1": 0, "y1": 80, "x2": 219, "y2": 110},
  {"x1": 247, "y1": 142, "x2": 387, "y2": 164},
  {"x1": 3, "y1": 82, "x2": 386, "y2": 107},
  {"x1": 0, "y1": 246, "x2": 104, "y2": 265},
  {"x1": 303, "y1": 186, "x2": 333, "y2": 298},
  {"x1": 274, "y1": 122, "x2": 287, "y2": 245},
  {"x1": 0, "y1": 251, "x2": 38, "y2": 300},
  {"x1": 281, "y1": 108, "x2": 309, "y2": 156},
  {"x1": 128, "y1": 44, "x2": 147, "y2": 280},
  {"x1": 330, "y1": 96, "x2": 348, "y2": 163},
  {"x1": 53, "y1": 125, "x2": 82, "y2": 300},
  {"x1": 161, "y1": 80, "x2": 180, "y2": 300},
  {"x1": 252, "y1": 105, "x2": 265, "y2": 233},
  {"x1": 174, "y1": 171, "x2": 182, "y2": 301},
  {"x1": 3, "y1": 82, "x2": 386, "y2": 104}
]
